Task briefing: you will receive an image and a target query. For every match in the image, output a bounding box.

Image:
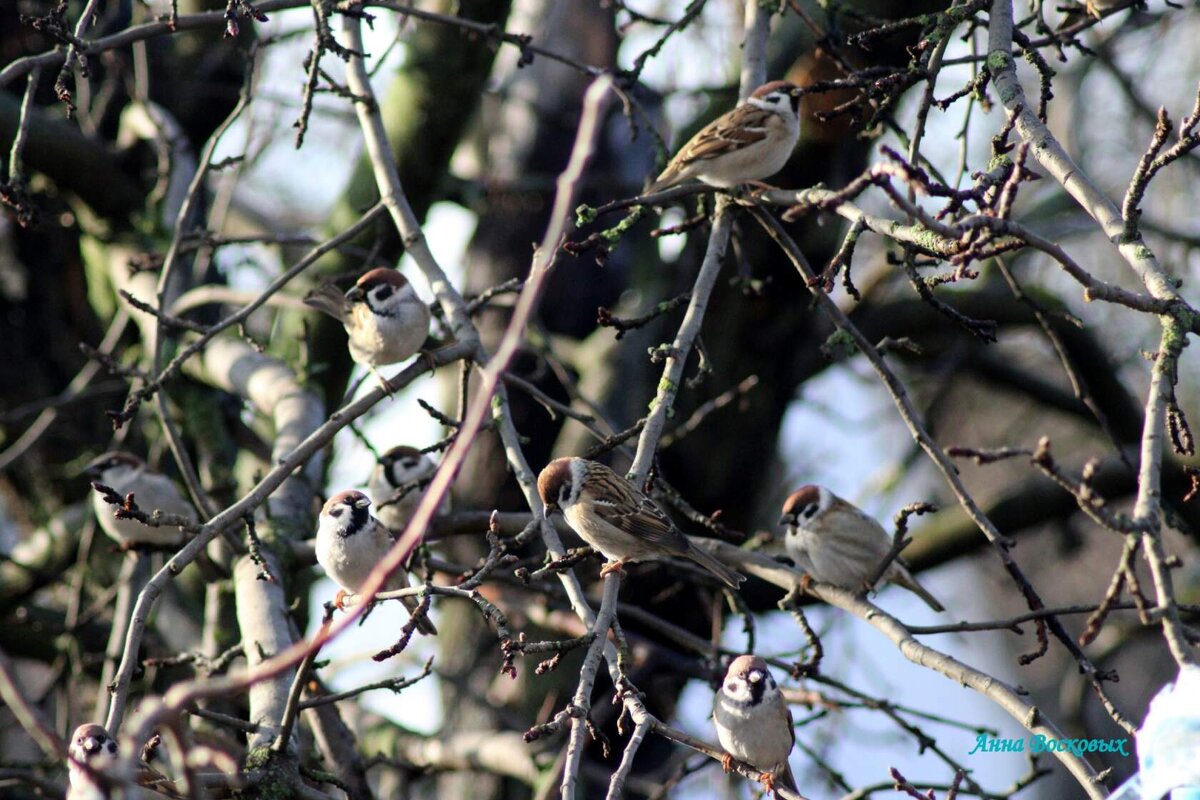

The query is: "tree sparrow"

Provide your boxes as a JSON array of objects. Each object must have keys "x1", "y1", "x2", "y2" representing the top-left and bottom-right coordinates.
[
  {"x1": 84, "y1": 452, "x2": 196, "y2": 549},
  {"x1": 780, "y1": 485, "x2": 944, "y2": 612},
  {"x1": 1057, "y1": 0, "x2": 1127, "y2": 31},
  {"x1": 303, "y1": 268, "x2": 431, "y2": 385},
  {"x1": 536, "y1": 457, "x2": 743, "y2": 588},
  {"x1": 368, "y1": 445, "x2": 451, "y2": 534},
  {"x1": 645, "y1": 80, "x2": 802, "y2": 194},
  {"x1": 67, "y1": 723, "x2": 178, "y2": 800},
  {"x1": 315, "y1": 490, "x2": 437, "y2": 635},
  {"x1": 713, "y1": 655, "x2": 799, "y2": 797}
]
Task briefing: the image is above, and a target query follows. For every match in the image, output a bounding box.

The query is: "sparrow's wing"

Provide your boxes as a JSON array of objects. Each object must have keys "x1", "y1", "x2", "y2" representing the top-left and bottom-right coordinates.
[
  {"x1": 777, "y1": 760, "x2": 800, "y2": 794},
  {"x1": 777, "y1": 704, "x2": 800, "y2": 793},
  {"x1": 671, "y1": 104, "x2": 773, "y2": 167},
  {"x1": 303, "y1": 283, "x2": 351, "y2": 322},
  {"x1": 137, "y1": 473, "x2": 197, "y2": 522},
  {"x1": 585, "y1": 470, "x2": 691, "y2": 555},
  {"x1": 373, "y1": 520, "x2": 438, "y2": 635},
  {"x1": 138, "y1": 764, "x2": 184, "y2": 797}
]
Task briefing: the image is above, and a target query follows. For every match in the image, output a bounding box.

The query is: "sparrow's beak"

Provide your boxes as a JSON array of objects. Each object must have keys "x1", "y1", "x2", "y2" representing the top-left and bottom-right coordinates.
[
  {"x1": 778, "y1": 513, "x2": 793, "y2": 526},
  {"x1": 345, "y1": 286, "x2": 365, "y2": 304},
  {"x1": 82, "y1": 736, "x2": 101, "y2": 755},
  {"x1": 353, "y1": 496, "x2": 370, "y2": 509}
]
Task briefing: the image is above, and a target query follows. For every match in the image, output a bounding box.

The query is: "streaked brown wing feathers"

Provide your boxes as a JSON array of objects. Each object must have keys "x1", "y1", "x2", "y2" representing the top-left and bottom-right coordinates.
[
  {"x1": 586, "y1": 469, "x2": 690, "y2": 554},
  {"x1": 675, "y1": 105, "x2": 771, "y2": 165}
]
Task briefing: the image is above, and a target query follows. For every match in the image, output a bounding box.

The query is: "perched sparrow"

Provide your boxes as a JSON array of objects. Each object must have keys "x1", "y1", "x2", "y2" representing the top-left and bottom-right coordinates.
[
  {"x1": 303, "y1": 268, "x2": 431, "y2": 386},
  {"x1": 84, "y1": 452, "x2": 196, "y2": 549},
  {"x1": 645, "y1": 80, "x2": 802, "y2": 194},
  {"x1": 780, "y1": 485, "x2": 944, "y2": 612},
  {"x1": 67, "y1": 723, "x2": 178, "y2": 800},
  {"x1": 1057, "y1": 0, "x2": 1127, "y2": 31},
  {"x1": 315, "y1": 490, "x2": 437, "y2": 635},
  {"x1": 536, "y1": 457, "x2": 743, "y2": 588},
  {"x1": 368, "y1": 445, "x2": 451, "y2": 533},
  {"x1": 713, "y1": 656, "x2": 798, "y2": 797}
]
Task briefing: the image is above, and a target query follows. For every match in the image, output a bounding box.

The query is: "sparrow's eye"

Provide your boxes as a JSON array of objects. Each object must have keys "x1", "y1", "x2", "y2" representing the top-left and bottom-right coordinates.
[
  {"x1": 558, "y1": 485, "x2": 571, "y2": 506},
  {"x1": 373, "y1": 285, "x2": 394, "y2": 302},
  {"x1": 106, "y1": 741, "x2": 117, "y2": 754},
  {"x1": 401, "y1": 457, "x2": 418, "y2": 469},
  {"x1": 802, "y1": 504, "x2": 817, "y2": 519}
]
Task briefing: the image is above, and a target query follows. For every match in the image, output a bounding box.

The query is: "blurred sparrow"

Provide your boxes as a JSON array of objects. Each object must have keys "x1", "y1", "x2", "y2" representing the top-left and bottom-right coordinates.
[
  {"x1": 780, "y1": 485, "x2": 944, "y2": 612},
  {"x1": 303, "y1": 268, "x2": 431, "y2": 387},
  {"x1": 713, "y1": 656, "x2": 798, "y2": 797},
  {"x1": 537, "y1": 457, "x2": 743, "y2": 588},
  {"x1": 645, "y1": 80, "x2": 802, "y2": 194},
  {"x1": 1057, "y1": 0, "x2": 1126, "y2": 31},
  {"x1": 68, "y1": 723, "x2": 178, "y2": 800},
  {"x1": 315, "y1": 490, "x2": 437, "y2": 635},
  {"x1": 368, "y1": 445, "x2": 450, "y2": 533},
  {"x1": 84, "y1": 452, "x2": 196, "y2": 549}
]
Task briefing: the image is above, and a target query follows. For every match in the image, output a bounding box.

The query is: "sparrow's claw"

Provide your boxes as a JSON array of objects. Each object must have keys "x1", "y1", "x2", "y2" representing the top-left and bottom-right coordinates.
[
  {"x1": 599, "y1": 560, "x2": 626, "y2": 578},
  {"x1": 334, "y1": 589, "x2": 349, "y2": 611},
  {"x1": 418, "y1": 349, "x2": 440, "y2": 374},
  {"x1": 799, "y1": 573, "x2": 813, "y2": 594},
  {"x1": 759, "y1": 771, "x2": 776, "y2": 795},
  {"x1": 720, "y1": 752, "x2": 735, "y2": 774},
  {"x1": 369, "y1": 366, "x2": 395, "y2": 397},
  {"x1": 745, "y1": 179, "x2": 779, "y2": 196}
]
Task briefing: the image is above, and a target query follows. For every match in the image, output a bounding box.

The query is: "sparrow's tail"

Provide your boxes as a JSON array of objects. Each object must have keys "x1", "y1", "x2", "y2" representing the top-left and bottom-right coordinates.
[
  {"x1": 644, "y1": 162, "x2": 687, "y2": 196},
  {"x1": 892, "y1": 565, "x2": 945, "y2": 613},
  {"x1": 776, "y1": 762, "x2": 801, "y2": 797},
  {"x1": 685, "y1": 545, "x2": 744, "y2": 589},
  {"x1": 643, "y1": 175, "x2": 674, "y2": 195},
  {"x1": 303, "y1": 283, "x2": 350, "y2": 322},
  {"x1": 402, "y1": 596, "x2": 438, "y2": 636}
]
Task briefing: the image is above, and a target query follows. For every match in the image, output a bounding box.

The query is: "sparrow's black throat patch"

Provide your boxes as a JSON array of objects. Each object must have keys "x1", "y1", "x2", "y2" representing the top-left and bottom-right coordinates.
[{"x1": 339, "y1": 504, "x2": 370, "y2": 536}]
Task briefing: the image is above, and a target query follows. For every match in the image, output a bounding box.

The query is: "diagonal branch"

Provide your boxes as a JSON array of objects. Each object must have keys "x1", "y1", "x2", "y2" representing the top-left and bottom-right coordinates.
[
  {"x1": 748, "y1": 202, "x2": 1138, "y2": 735},
  {"x1": 987, "y1": 0, "x2": 1196, "y2": 669}
]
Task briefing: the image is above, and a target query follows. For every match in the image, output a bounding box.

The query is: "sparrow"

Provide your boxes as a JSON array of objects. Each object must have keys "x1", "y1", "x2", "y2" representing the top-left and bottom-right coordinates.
[
  {"x1": 368, "y1": 445, "x2": 451, "y2": 534},
  {"x1": 536, "y1": 457, "x2": 743, "y2": 588},
  {"x1": 645, "y1": 80, "x2": 802, "y2": 194},
  {"x1": 67, "y1": 723, "x2": 179, "y2": 800},
  {"x1": 315, "y1": 490, "x2": 437, "y2": 635},
  {"x1": 84, "y1": 452, "x2": 196, "y2": 549},
  {"x1": 303, "y1": 268, "x2": 431, "y2": 387},
  {"x1": 713, "y1": 656, "x2": 799, "y2": 797},
  {"x1": 1056, "y1": 0, "x2": 1128, "y2": 32},
  {"x1": 780, "y1": 485, "x2": 944, "y2": 612}
]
